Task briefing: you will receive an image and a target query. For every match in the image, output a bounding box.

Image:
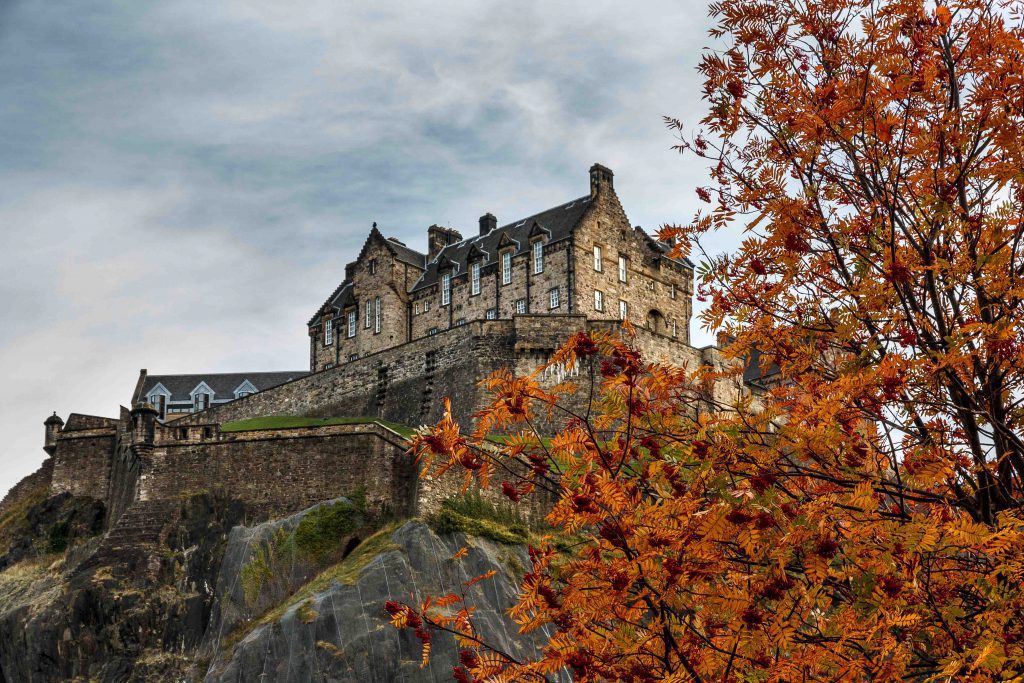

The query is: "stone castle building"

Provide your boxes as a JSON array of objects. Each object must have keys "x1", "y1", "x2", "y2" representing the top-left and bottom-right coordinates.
[
  {"x1": 12, "y1": 163, "x2": 755, "y2": 562},
  {"x1": 307, "y1": 164, "x2": 692, "y2": 371}
]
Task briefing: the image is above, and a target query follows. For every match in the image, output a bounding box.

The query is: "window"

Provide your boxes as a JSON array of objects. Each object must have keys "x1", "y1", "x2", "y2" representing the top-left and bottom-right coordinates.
[
  {"x1": 442, "y1": 273, "x2": 451, "y2": 305},
  {"x1": 374, "y1": 296, "x2": 381, "y2": 334},
  {"x1": 202, "y1": 427, "x2": 214, "y2": 439},
  {"x1": 324, "y1": 364, "x2": 333, "y2": 370},
  {"x1": 619, "y1": 300, "x2": 628, "y2": 320},
  {"x1": 324, "y1": 319, "x2": 334, "y2": 346},
  {"x1": 549, "y1": 287, "x2": 560, "y2": 309},
  {"x1": 369, "y1": 258, "x2": 378, "y2": 274},
  {"x1": 486, "y1": 308, "x2": 497, "y2": 320},
  {"x1": 516, "y1": 298, "x2": 527, "y2": 314},
  {"x1": 236, "y1": 391, "x2": 251, "y2": 398},
  {"x1": 177, "y1": 428, "x2": 188, "y2": 440},
  {"x1": 618, "y1": 255, "x2": 628, "y2": 283},
  {"x1": 533, "y1": 241, "x2": 544, "y2": 274},
  {"x1": 151, "y1": 395, "x2": 166, "y2": 419},
  {"x1": 365, "y1": 299, "x2": 372, "y2": 327},
  {"x1": 194, "y1": 393, "x2": 210, "y2": 411},
  {"x1": 471, "y1": 262, "x2": 481, "y2": 295},
  {"x1": 428, "y1": 327, "x2": 439, "y2": 336},
  {"x1": 672, "y1": 320, "x2": 678, "y2": 338},
  {"x1": 424, "y1": 300, "x2": 430, "y2": 312},
  {"x1": 348, "y1": 353, "x2": 359, "y2": 361},
  {"x1": 501, "y1": 252, "x2": 512, "y2": 285},
  {"x1": 594, "y1": 290, "x2": 604, "y2": 311},
  {"x1": 455, "y1": 318, "x2": 466, "y2": 326},
  {"x1": 414, "y1": 302, "x2": 420, "y2": 315},
  {"x1": 594, "y1": 245, "x2": 603, "y2": 271},
  {"x1": 670, "y1": 284, "x2": 677, "y2": 300},
  {"x1": 347, "y1": 311, "x2": 357, "y2": 338}
]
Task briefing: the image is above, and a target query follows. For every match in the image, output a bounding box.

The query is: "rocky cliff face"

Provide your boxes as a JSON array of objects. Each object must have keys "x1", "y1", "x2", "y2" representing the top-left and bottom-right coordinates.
[{"x1": 0, "y1": 487, "x2": 536, "y2": 682}]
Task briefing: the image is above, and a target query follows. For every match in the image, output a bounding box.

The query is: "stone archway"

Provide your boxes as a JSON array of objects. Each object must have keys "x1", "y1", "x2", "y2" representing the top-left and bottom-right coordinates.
[{"x1": 646, "y1": 309, "x2": 666, "y2": 335}]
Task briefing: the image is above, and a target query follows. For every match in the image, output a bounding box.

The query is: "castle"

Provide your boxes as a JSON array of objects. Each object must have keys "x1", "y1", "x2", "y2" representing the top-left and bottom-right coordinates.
[{"x1": 13, "y1": 164, "x2": 752, "y2": 556}]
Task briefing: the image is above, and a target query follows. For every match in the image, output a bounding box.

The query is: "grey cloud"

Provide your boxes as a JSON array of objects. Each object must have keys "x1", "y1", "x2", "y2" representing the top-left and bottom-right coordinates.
[{"x1": 0, "y1": 0, "x2": 734, "y2": 496}]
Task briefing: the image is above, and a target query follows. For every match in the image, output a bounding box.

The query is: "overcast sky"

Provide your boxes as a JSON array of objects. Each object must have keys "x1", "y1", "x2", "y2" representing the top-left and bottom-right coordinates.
[{"x1": 0, "y1": 0, "x2": 732, "y2": 497}]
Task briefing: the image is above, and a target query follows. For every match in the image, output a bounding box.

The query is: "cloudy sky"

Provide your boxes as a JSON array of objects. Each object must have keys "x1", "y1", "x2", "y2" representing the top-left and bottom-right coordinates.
[{"x1": 0, "y1": 0, "x2": 731, "y2": 497}]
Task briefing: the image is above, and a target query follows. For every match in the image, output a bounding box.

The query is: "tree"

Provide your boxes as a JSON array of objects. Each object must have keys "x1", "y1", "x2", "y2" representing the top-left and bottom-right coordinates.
[{"x1": 390, "y1": 0, "x2": 1024, "y2": 679}]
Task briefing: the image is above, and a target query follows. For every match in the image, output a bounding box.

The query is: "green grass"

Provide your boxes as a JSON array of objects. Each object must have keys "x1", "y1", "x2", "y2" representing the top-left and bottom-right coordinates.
[
  {"x1": 428, "y1": 492, "x2": 529, "y2": 545},
  {"x1": 220, "y1": 415, "x2": 415, "y2": 439}
]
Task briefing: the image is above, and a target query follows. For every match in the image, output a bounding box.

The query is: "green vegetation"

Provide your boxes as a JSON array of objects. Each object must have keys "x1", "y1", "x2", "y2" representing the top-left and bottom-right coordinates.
[
  {"x1": 428, "y1": 492, "x2": 529, "y2": 545},
  {"x1": 239, "y1": 494, "x2": 370, "y2": 607},
  {"x1": 223, "y1": 521, "x2": 404, "y2": 652},
  {"x1": 294, "y1": 498, "x2": 361, "y2": 563},
  {"x1": 220, "y1": 415, "x2": 414, "y2": 439}
]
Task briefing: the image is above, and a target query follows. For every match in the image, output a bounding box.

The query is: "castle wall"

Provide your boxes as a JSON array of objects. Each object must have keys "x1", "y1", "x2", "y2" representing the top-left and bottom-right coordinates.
[
  {"x1": 50, "y1": 428, "x2": 116, "y2": 500},
  {"x1": 181, "y1": 319, "x2": 513, "y2": 429},
  {"x1": 137, "y1": 423, "x2": 417, "y2": 519}
]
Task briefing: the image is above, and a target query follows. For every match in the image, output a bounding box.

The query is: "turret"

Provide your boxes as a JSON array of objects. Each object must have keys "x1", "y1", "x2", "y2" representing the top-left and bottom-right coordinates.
[
  {"x1": 130, "y1": 402, "x2": 159, "y2": 447},
  {"x1": 43, "y1": 412, "x2": 63, "y2": 455},
  {"x1": 589, "y1": 163, "x2": 614, "y2": 198}
]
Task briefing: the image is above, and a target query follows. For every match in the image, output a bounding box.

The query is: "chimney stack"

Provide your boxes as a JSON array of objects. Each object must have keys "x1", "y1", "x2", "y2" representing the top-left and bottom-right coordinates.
[
  {"x1": 589, "y1": 163, "x2": 614, "y2": 198},
  {"x1": 428, "y1": 225, "x2": 463, "y2": 261},
  {"x1": 478, "y1": 213, "x2": 497, "y2": 236}
]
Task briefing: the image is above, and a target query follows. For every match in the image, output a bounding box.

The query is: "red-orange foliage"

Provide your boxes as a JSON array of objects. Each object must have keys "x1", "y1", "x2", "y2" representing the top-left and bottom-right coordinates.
[{"x1": 390, "y1": 0, "x2": 1024, "y2": 679}]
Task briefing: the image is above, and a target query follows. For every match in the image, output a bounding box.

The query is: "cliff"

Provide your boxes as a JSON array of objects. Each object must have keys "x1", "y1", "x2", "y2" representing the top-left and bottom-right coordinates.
[{"x1": 0, "y1": 478, "x2": 536, "y2": 682}]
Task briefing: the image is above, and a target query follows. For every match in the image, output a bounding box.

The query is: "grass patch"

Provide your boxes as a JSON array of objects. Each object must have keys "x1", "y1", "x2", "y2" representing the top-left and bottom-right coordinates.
[
  {"x1": 294, "y1": 498, "x2": 362, "y2": 563},
  {"x1": 428, "y1": 492, "x2": 529, "y2": 545},
  {"x1": 220, "y1": 415, "x2": 414, "y2": 438}
]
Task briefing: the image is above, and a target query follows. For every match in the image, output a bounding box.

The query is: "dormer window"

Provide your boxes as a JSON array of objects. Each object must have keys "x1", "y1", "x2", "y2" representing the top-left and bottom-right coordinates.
[
  {"x1": 348, "y1": 310, "x2": 357, "y2": 337},
  {"x1": 194, "y1": 393, "x2": 210, "y2": 411},
  {"x1": 150, "y1": 394, "x2": 167, "y2": 419},
  {"x1": 471, "y1": 262, "x2": 481, "y2": 296},
  {"x1": 501, "y1": 252, "x2": 512, "y2": 285},
  {"x1": 233, "y1": 380, "x2": 258, "y2": 400},
  {"x1": 533, "y1": 240, "x2": 544, "y2": 274},
  {"x1": 324, "y1": 318, "x2": 334, "y2": 346},
  {"x1": 442, "y1": 273, "x2": 451, "y2": 306}
]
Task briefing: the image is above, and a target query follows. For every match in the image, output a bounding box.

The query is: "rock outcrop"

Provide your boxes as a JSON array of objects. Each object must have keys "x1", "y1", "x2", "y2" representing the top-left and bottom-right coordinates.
[{"x1": 0, "y1": 489, "x2": 537, "y2": 682}]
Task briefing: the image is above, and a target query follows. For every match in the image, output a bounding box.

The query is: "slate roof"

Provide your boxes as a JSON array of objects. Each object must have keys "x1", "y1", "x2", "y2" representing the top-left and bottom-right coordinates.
[
  {"x1": 138, "y1": 371, "x2": 309, "y2": 403},
  {"x1": 410, "y1": 195, "x2": 593, "y2": 292},
  {"x1": 386, "y1": 237, "x2": 427, "y2": 269}
]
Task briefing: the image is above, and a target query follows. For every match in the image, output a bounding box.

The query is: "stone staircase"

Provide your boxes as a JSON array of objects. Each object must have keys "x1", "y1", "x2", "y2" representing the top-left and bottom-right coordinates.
[{"x1": 76, "y1": 499, "x2": 180, "y2": 577}]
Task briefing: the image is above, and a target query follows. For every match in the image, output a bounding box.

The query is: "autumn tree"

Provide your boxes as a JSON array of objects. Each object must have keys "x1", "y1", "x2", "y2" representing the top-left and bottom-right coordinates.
[{"x1": 390, "y1": 0, "x2": 1024, "y2": 680}]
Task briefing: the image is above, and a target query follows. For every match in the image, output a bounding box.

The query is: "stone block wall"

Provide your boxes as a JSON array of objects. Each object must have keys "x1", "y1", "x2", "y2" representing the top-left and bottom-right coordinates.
[
  {"x1": 50, "y1": 428, "x2": 117, "y2": 501},
  {"x1": 138, "y1": 422, "x2": 417, "y2": 519}
]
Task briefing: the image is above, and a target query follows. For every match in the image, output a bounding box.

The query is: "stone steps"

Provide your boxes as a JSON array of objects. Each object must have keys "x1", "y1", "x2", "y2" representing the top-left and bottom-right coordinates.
[{"x1": 77, "y1": 499, "x2": 180, "y2": 576}]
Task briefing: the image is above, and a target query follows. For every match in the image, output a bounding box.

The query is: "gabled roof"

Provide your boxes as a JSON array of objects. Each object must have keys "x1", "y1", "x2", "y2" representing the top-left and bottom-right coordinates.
[
  {"x1": 411, "y1": 195, "x2": 593, "y2": 292},
  {"x1": 138, "y1": 372, "x2": 308, "y2": 404},
  {"x1": 308, "y1": 281, "x2": 353, "y2": 327}
]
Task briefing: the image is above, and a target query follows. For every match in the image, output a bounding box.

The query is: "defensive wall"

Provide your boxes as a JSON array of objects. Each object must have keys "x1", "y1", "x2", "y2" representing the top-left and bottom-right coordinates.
[{"x1": 178, "y1": 314, "x2": 727, "y2": 431}]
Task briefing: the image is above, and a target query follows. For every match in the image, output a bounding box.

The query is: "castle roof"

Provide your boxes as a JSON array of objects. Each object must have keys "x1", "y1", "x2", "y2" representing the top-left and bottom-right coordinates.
[
  {"x1": 137, "y1": 372, "x2": 308, "y2": 404},
  {"x1": 410, "y1": 195, "x2": 593, "y2": 292}
]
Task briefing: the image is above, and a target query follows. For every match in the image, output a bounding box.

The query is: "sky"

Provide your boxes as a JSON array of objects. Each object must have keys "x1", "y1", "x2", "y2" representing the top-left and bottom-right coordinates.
[{"x1": 0, "y1": 0, "x2": 733, "y2": 498}]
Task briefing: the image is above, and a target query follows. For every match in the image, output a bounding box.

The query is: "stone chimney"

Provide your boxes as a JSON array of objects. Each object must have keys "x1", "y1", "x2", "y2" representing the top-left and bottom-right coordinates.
[
  {"x1": 427, "y1": 225, "x2": 463, "y2": 261},
  {"x1": 589, "y1": 163, "x2": 614, "y2": 198},
  {"x1": 478, "y1": 213, "x2": 497, "y2": 236},
  {"x1": 44, "y1": 412, "x2": 64, "y2": 455}
]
